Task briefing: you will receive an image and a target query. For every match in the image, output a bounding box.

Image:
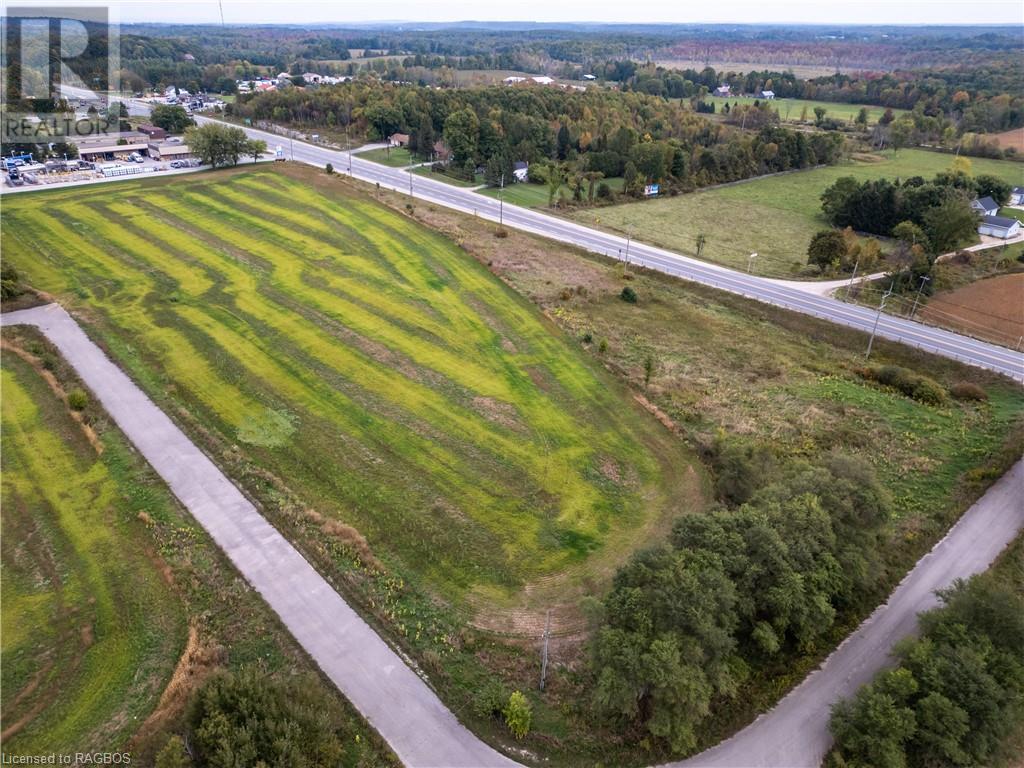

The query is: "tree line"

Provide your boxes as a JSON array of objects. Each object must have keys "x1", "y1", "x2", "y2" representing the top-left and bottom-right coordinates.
[{"x1": 230, "y1": 82, "x2": 843, "y2": 194}]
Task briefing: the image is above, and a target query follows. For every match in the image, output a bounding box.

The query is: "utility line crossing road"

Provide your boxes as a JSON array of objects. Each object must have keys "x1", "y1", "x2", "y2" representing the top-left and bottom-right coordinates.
[{"x1": 197, "y1": 115, "x2": 1023, "y2": 382}]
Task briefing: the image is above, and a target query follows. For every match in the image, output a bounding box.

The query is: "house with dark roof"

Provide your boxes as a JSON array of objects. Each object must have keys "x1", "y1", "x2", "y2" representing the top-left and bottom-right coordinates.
[
  {"x1": 970, "y1": 197, "x2": 1000, "y2": 217},
  {"x1": 978, "y1": 215, "x2": 1021, "y2": 239},
  {"x1": 1010, "y1": 186, "x2": 1024, "y2": 205}
]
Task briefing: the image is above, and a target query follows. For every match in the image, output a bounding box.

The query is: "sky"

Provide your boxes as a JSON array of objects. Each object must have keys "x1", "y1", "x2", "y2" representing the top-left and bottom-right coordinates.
[{"x1": 75, "y1": 0, "x2": 1024, "y2": 27}]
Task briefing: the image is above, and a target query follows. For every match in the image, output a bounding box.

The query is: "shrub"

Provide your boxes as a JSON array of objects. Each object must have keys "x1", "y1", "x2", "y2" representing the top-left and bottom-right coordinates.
[
  {"x1": 1, "y1": 264, "x2": 22, "y2": 300},
  {"x1": 598, "y1": 339, "x2": 608, "y2": 354},
  {"x1": 503, "y1": 691, "x2": 532, "y2": 740},
  {"x1": 324, "y1": 162, "x2": 334, "y2": 174},
  {"x1": 865, "y1": 365, "x2": 947, "y2": 405},
  {"x1": 471, "y1": 680, "x2": 508, "y2": 720},
  {"x1": 67, "y1": 389, "x2": 88, "y2": 411},
  {"x1": 596, "y1": 181, "x2": 612, "y2": 199},
  {"x1": 581, "y1": 330, "x2": 593, "y2": 344},
  {"x1": 620, "y1": 286, "x2": 638, "y2": 303},
  {"x1": 950, "y1": 381, "x2": 988, "y2": 401},
  {"x1": 494, "y1": 228, "x2": 509, "y2": 238}
]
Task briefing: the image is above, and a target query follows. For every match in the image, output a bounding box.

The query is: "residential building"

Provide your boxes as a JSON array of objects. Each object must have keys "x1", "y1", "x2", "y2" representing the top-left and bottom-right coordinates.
[
  {"x1": 978, "y1": 215, "x2": 1021, "y2": 239},
  {"x1": 970, "y1": 197, "x2": 1000, "y2": 217},
  {"x1": 761, "y1": 90, "x2": 776, "y2": 99},
  {"x1": 1010, "y1": 186, "x2": 1024, "y2": 205},
  {"x1": 513, "y1": 161, "x2": 529, "y2": 182},
  {"x1": 715, "y1": 85, "x2": 731, "y2": 97},
  {"x1": 388, "y1": 133, "x2": 410, "y2": 147}
]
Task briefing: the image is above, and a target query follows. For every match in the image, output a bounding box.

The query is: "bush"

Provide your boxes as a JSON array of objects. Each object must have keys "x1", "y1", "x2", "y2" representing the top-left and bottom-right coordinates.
[
  {"x1": 324, "y1": 162, "x2": 334, "y2": 174},
  {"x1": 503, "y1": 691, "x2": 532, "y2": 740},
  {"x1": 67, "y1": 389, "x2": 88, "y2": 411},
  {"x1": 710, "y1": 435, "x2": 777, "y2": 506},
  {"x1": 472, "y1": 680, "x2": 508, "y2": 720},
  {"x1": 620, "y1": 286, "x2": 638, "y2": 303},
  {"x1": 596, "y1": 181, "x2": 612, "y2": 199},
  {"x1": 950, "y1": 381, "x2": 988, "y2": 401},
  {"x1": 864, "y1": 365, "x2": 947, "y2": 405},
  {"x1": 1, "y1": 264, "x2": 22, "y2": 300}
]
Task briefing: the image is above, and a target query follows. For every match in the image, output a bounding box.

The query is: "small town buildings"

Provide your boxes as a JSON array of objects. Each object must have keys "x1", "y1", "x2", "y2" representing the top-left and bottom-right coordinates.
[
  {"x1": 512, "y1": 161, "x2": 529, "y2": 182},
  {"x1": 1010, "y1": 186, "x2": 1024, "y2": 205},
  {"x1": 761, "y1": 90, "x2": 776, "y2": 99},
  {"x1": 582, "y1": 74, "x2": 597, "y2": 80},
  {"x1": 432, "y1": 140, "x2": 451, "y2": 163},
  {"x1": 388, "y1": 132, "x2": 410, "y2": 147},
  {"x1": 148, "y1": 142, "x2": 194, "y2": 161},
  {"x1": 715, "y1": 85, "x2": 731, "y2": 97},
  {"x1": 302, "y1": 72, "x2": 323, "y2": 84},
  {"x1": 531, "y1": 76, "x2": 555, "y2": 85},
  {"x1": 503, "y1": 76, "x2": 527, "y2": 84},
  {"x1": 978, "y1": 215, "x2": 1022, "y2": 239},
  {"x1": 970, "y1": 197, "x2": 1000, "y2": 217},
  {"x1": 78, "y1": 141, "x2": 146, "y2": 162},
  {"x1": 137, "y1": 123, "x2": 167, "y2": 140}
]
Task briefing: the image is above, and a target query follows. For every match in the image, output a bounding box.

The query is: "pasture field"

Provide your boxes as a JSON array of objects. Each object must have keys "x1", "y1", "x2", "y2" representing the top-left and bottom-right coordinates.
[
  {"x1": 707, "y1": 95, "x2": 905, "y2": 124},
  {"x1": 357, "y1": 146, "x2": 415, "y2": 167},
  {"x1": 0, "y1": 166, "x2": 703, "y2": 635},
  {"x1": 918, "y1": 273, "x2": 1024, "y2": 348},
  {"x1": 655, "y1": 58, "x2": 839, "y2": 79},
  {"x1": 0, "y1": 351, "x2": 185, "y2": 754},
  {"x1": 572, "y1": 149, "x2": 1024, "y2": 276}
]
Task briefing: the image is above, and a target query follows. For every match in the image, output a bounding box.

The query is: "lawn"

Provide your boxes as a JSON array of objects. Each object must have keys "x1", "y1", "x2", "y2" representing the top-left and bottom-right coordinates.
[
  {"x1": 356, "y1": 146, "x2": 416, "y2": 167},
  {"x1": 707, "y1": 95, "x2": 906, "y2": 124},
  {"x1": 571, "y1": 149, "x2": 1024, "y2": 277},
  {"x1": 412, "y1": 164, "x2": 483, "y2": 187},
  {"x1": 1, "y1": 166, "x2": 703, "y2": 634},
  {"x1": 478, "y1": 177, "x2": 625, "y2": 208},
  {"x1": 0, "y1": 352, "x2": 186, "y2": 754}
]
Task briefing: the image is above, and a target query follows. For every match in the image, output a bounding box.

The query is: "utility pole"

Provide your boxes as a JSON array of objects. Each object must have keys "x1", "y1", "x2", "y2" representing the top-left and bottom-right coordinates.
[
  {"x1": 499, "y1": 173, "x2": 504, "y2": 228},
  {"x1": 625, "y1": 232, "x2": 631, "y2": 263},
  {"x1": 844, "y1": 257, "x2": 861, "y2": 301},
  {"x1": 409, "y1": 171, "x2": 413, "y2": 198},
  {"x1": 866, "y1": 281, "x2": 894, "y2": 359},
  {"x1": 909, "y1": 274, "x2": 931, "y2": 319},
  {"x1": 747, "y1": 252, "x2": 757, "y2": 273},
  {"x1": 539, "y1": 610, "x2": 551, "y2": 691}
]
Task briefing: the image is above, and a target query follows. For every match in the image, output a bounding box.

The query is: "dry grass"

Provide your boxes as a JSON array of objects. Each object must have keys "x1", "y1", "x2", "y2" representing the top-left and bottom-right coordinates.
[{"x1": 920, "y1": 273, "x2": 1024, "y2": 347}]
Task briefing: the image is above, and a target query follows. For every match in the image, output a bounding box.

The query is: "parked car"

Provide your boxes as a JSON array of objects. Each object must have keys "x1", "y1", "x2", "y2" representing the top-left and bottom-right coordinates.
[
  {"x1": 129, "y1": 152, "x2": 144, "y2": 163},
  {"x1": 23, "y1": 173, "x2": 38, "y2": 184},
  {"x1": 169, "y1": 160, "x2": 183, "y2": 168}
]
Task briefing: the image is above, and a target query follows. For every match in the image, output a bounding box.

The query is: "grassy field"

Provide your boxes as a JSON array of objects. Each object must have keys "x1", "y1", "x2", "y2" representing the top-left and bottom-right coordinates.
[
  {"x1": 356, "y1": 146, "x2": 415, "y2": 167},
  {"x1": 707, "y1": 95, "x2": 905, "y2": 124},
  {"x1": 382, "y1": 189, "x2": 1024, "y2": 761},
  {"x1": 478, "y1": 177, "x2": 625, "y2": 208},
  {"x1": 0, "y1": 353, "x2": 186, "y2": 754},
  {"x1": 1, "y1": 166, "x2": 703, "y2": 636},
  {"x1": 0, "y1": 328, "x2": 397, "y2": 763},
  {"x1": 572, "y1": 149, "x2": 1024, "y2": 277}
]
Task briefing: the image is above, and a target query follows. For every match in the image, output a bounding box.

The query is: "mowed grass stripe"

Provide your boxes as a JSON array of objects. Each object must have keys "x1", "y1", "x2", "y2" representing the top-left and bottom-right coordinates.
[
  {"x1": 1, "y1": 167, "x2": 700, "y2": 602},
  {"x1": 1, "y1": 360, "x2": 183, "y2": 754}
]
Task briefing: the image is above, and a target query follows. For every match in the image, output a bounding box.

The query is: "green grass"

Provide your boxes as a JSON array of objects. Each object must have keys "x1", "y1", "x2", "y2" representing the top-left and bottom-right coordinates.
[
  {"x1": 0, "y1": 353, "x2": 186, "y2": 754},
  {"x1": 707, "y1": 96, "x2": 906, "y2": 124},
  {"x1": 412, "y1": 165, "x2": 483, "y2": 187},
  {"x1": 478, "y1": 177, "x2": 625, "y2": 208},
  {"x1": 572, "y1": 149, "x2": 1024, "y2": 277},
  {"x1": 999, "y1": 206, "x2": 1024, "y2": 223},
  {"x1": 356, "y1": 146, "x2": 416, "y2": 167},
  {"x1": 1, "y1": 166, "x2": 703, "y2": 623}
]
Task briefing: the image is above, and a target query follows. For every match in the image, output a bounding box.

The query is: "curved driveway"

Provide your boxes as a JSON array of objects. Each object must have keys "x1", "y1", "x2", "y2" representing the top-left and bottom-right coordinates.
[{"x1": 5, "y1": 303, "x2": 1022, "y2": 767}]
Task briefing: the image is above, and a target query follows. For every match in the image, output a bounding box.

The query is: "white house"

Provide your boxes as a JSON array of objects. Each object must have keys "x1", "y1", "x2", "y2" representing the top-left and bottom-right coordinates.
[
  {"x1": 512, "y1": 161, "x2": 529, "y2": 182},
  {"x1": 1010, "y1": 186, "x2": 1024, "y2": 205},
  {"x1": 970, "y1": 196, "x2": 1000, "y2": 217},
  {"x1": 760, "y1": 90, "x2": 776, "y2": 99},
  {"x1": 503, "y1": 76, "x2": 527, "y2": 84},
  {"x1": 582, "y1": 74, "x2": 597, "y2": 81},
  {"x1": 531, "y1": 76, "x2": 555, "y2": 85},
  {"x1": 715, "y1": 85, "x2": 731, "y2": 97},
  {"x1": 302, "y1": 72, "x2": 323, "y2": 84},
  {"x1": 978, "y1": 215, "x2": 1021, "y2": 239}
]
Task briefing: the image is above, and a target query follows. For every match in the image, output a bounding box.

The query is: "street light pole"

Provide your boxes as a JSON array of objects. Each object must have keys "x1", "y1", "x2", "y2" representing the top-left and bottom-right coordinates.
[
  {"x1": 909, "y1": 274, "x2": 931, "y2": 319},
  {"x1": 866, "y1": 281, "x2": 894, "y2": 359},
  {"x1": 747, "y1": 252, "x2": 758, "y2": 274},
  {"x1": 499, "y1": 173, "x2": 504, "y2": 228},
  {"x1": 625, "y1": 232, "x2": 631, "y2": 263},
  {"x1": 845, "y1": 257, "x2": 861, "y2": 301}
]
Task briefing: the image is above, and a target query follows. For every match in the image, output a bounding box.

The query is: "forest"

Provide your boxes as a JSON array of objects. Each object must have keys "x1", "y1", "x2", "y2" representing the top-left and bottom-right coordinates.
[{"x1": 230, "y1": 82, "x2": 844, "y2": 192}]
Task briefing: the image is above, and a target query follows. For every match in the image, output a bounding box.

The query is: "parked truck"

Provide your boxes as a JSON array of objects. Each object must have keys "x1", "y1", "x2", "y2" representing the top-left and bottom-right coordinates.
[{"x1": 274, "y1": 145, "x2": 285, "y2": 161}]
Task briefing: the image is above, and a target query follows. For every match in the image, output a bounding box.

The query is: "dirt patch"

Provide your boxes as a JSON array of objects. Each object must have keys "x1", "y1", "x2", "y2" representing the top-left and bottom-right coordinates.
[
  {"x1": 633, "y1": 393, "x2": 680, "y2": 434},
  {"x1": 920, "y1": 273, "x2": 1024, "y2": 347},
  {"x1": 304, "y1": 509, "x2": 383, "y2": 572},
  {"x1": 471, "y1": 396, "x2": 523, "y2": 431},
  {"x1": 991, "y1": 128, "x2": 1024, "y2": 153}
]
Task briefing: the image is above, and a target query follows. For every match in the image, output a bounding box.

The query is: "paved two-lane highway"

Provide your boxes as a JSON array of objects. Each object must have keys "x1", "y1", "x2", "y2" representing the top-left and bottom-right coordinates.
[{"x1": 194, "y1": 114, "x2": 1023, "y2": 382}]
